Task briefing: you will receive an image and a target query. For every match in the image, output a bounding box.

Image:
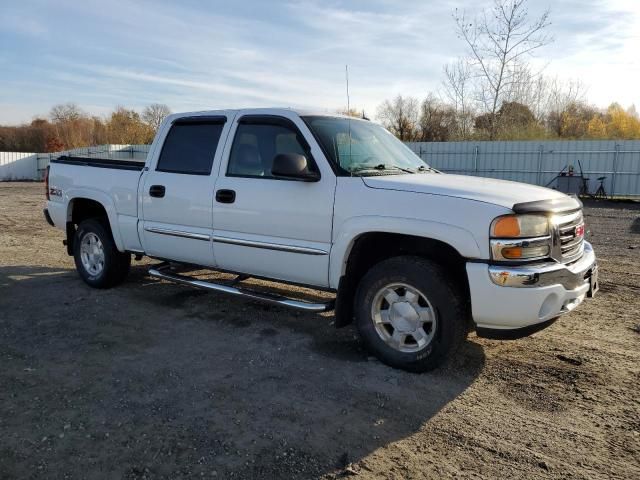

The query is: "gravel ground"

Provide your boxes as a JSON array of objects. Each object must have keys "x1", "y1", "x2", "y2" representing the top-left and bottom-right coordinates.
[{"x1": 1, "y1": 182, "x2": 639, "y2": 479}]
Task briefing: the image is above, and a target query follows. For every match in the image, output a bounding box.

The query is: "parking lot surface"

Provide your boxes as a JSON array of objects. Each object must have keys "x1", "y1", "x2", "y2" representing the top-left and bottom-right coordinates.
[{"x1": 1, "y1": 182, "x2": 639, "y2": 479}]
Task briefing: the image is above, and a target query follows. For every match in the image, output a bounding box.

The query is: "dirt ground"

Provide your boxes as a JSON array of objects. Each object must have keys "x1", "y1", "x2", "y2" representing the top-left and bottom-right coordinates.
[{"x1": 1, "y1": 182, "x2": 639, "y2": 479}]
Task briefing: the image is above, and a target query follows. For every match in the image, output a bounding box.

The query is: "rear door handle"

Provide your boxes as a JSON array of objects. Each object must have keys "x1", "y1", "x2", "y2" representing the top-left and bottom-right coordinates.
[
  {"x1": 149, "y1": 185, "x2": 165, "y2": 198},
  {"x1": 215, "y1": 189, "x2": 236, "y2": 204}
]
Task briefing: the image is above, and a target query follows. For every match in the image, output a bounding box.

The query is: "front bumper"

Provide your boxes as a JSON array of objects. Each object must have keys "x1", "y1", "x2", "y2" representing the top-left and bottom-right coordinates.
[
  {"x1": 488, "y1": 242, "x2": 596, "y2": 289},
  {"x1": 467, "y1": 242, "x2": 597, "y2": 335}
]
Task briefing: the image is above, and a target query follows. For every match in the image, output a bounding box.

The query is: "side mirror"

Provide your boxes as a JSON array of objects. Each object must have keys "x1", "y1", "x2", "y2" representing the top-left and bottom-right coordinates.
[{"x1": 271, "y1": 153, "x2": 320, "y2": 182}]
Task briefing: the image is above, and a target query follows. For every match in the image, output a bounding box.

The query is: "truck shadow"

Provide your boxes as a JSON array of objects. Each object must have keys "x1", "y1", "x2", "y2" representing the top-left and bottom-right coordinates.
[{"x1": 0, "y1": 264, "x2": 485, "y2": 479}]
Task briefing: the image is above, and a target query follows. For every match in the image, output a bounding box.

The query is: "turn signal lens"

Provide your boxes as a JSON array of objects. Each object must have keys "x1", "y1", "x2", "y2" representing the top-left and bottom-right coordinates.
[
  {"x1": 501, "y1": 245, "x2": 549, "y2": 259},
  {"x1": 493, "y1": 217, "x2": 520, "y2": 237},
  {"x1": 491, "y1": 214, "x2": 549, "y2": 238},
  {"x1": 501, "y1": 246, "x2": 523, "y2": 258}
]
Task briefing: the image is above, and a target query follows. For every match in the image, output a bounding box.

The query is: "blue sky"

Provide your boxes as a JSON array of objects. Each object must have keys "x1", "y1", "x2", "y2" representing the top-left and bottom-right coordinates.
[{"x1": 1, "y1": 0, "x2": 639, "y2": 124}]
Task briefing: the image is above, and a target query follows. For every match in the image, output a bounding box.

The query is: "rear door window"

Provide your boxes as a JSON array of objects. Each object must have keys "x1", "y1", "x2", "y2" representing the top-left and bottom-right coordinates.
[{"x1": 157, "y1": 119, "x2": 225, "y2": 175}]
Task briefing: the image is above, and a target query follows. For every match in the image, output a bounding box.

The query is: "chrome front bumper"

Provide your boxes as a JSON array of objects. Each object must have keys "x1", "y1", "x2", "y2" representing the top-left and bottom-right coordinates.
[{"x1": 488, "y1": 241, "x2": 596, "y2": 289}]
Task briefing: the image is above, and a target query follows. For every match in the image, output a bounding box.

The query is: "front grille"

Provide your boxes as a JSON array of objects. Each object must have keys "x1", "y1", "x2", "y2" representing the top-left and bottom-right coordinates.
[{"x1": 552, "y1": 210, "x2": 584, "y2": 263}]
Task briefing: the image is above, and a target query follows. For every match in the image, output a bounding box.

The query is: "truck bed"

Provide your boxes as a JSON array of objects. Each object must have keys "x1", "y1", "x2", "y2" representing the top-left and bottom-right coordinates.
[{"x1": 47, "y1": 155, "x2": 146, "y2": 252}]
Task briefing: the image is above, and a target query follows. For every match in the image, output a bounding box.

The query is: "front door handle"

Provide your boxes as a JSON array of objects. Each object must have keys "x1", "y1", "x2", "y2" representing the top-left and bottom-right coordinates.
[
  {"x1": 215, "y1": 189, "x2": 236, "y2": 204},
  {"x1": 149, "y1": 185, "x2": 165, "y2": 198}
]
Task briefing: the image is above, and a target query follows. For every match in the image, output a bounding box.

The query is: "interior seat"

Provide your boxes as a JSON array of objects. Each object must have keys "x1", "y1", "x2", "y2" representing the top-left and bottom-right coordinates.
[{"x1": 232, "y1": 144, "x2": 264, "y2": 176}]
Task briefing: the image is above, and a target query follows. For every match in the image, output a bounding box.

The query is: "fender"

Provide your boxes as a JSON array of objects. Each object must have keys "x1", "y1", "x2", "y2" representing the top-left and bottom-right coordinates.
[
  {"x1": 329, "y1": 215, "x2": 481, "y2": 288},
  {"x1": 65, "y1": 188, "x2": 125, "y2": 251}
]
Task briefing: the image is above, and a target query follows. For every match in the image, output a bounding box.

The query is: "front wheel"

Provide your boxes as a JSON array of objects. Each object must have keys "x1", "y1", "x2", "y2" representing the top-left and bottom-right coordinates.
[
  {"x1": 354, "y1": 256, "x2": 467, "y2": 372},
  {"x1": 73, "y1": 219, "x2": 131, "y2": 289}
]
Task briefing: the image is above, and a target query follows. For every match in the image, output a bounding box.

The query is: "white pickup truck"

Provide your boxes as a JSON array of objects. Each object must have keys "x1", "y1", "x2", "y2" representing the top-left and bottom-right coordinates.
[{"x1": 44, "y1": 108, "x2": 598, "y2": 372}]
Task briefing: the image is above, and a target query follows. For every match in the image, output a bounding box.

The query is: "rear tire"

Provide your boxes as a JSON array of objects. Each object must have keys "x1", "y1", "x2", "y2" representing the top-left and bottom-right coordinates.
[
  {"x1": 73, "y1": 219, "x2": 131, "y2": 289},
  {"x1": 354, "y1": 256, "x2": 467, "y2": 372}
]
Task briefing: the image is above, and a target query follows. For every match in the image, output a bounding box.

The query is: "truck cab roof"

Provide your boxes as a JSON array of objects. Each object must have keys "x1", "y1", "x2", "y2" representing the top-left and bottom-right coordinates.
[{"x1": 165, "y1": 108, "x2": 364, "y2": 123}]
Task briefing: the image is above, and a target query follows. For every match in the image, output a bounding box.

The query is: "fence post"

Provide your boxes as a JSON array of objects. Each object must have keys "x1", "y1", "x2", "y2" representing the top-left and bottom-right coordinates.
[
  {"x1": 611, "y1": 144, "x2": 619, "y2": 197},
  {"x1": 473, "y1": 145, "x2": 479, "y2": 173},
  {"x1": 536, "y1": 145, "x2": 543, "y2": 186}
]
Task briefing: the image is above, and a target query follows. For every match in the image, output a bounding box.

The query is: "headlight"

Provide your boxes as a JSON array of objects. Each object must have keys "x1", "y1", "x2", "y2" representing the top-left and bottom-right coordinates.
[
  {"x1": 490, "y1": 214, "x2": 551, "y2": 261},
  {"x1": 490, "y1": 214, "x2": 549, "y2": 238}
]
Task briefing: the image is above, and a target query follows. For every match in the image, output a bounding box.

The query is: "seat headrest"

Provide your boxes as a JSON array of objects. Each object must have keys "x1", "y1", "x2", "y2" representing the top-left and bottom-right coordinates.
[
  {"x1": 236, "y1": 144, "x2": 262, "y2": 168},
  {"x1": 232, "y1": 144, "x2": 264, "y2": 176}
]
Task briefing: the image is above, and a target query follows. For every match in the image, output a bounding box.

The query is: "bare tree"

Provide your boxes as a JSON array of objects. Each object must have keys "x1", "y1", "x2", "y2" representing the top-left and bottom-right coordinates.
[
  {"x1": 454, "y1": 0, "x2": 552, "y2": 139},
  {"x1": 142, "y1": 104, "x2": 172, "y2": 131},
  {"x1": 50, "y1": 103, "x2": 84, "y2": 123},
  {"x1": 49, "y1": 103, "x2": 93, "y2": 149},
  {"x1": 545, "y1": 77, "x2": 586, "y2": 115},
  {"x1": 443, "y1": 59, "x2": 474, "y2": 139},
  {"x1": 418, "y1": 94, "x2": 458, "y2": 142},
  {"x1": 543, "y1": 78, "x2": 588, "y2": 135},
  {"x1": 376, "y1": 95, "x2": 419, "y2": 141}
]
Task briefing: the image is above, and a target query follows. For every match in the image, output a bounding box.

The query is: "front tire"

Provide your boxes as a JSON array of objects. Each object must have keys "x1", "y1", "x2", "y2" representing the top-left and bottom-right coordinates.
[
  {"x1": 354, "y1": 256, "x2": 467, "y2": 372},
  {"x1": 73, "y1": 219, "x2": 131, "y2": 289}
]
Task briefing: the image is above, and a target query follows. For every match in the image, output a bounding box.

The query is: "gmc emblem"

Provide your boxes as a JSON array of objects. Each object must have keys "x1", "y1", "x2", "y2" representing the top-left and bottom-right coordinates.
[{"x1": 575, "y1": 223, "x2": 585, "y2": 237}]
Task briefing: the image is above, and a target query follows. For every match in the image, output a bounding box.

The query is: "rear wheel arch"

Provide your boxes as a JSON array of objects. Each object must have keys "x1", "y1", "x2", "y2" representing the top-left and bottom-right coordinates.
[
  {"x1": 68, "y1": 197, "x2": 109, "y2": 223},
  {"x1": 66, "y1": 197, "x2": 120, "y2": 255},
  {"x1": 335, "y1": 232, "x2": 471, "y2": 328}
]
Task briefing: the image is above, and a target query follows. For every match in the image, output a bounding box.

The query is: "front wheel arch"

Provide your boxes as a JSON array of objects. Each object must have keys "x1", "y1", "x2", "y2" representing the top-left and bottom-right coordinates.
[{"x1": 335, "y1": 233, "x2": 471, "y2": 328}]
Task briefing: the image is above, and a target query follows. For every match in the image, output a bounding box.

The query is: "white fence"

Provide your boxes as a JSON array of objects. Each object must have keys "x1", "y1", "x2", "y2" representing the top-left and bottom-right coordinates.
[
  {"x1": 2, "y1": 140, "x2": 640, "y2": 196},
  {"x1": 0, "y1": 152, "x2": 40, "y2": 180},
  {"x1": 406, "y1": 140, "x2": 640, "y2": 197},
  {"x1": 0, "y1": 145, "x2": 150, "y2": 181}
]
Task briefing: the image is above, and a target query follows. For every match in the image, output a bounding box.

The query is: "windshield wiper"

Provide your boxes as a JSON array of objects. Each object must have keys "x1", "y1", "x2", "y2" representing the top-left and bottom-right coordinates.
[
  {"x1": 374, "y1": 164, "x2": 415, "y2": 174},
  {"x1": 349, "y1": 163, "x2": 414, "y2": 174}
]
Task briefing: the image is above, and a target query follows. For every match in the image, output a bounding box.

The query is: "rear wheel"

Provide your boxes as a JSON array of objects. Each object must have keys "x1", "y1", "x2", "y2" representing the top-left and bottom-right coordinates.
[
  {"x1": 354, "y1": 256, "x2": 467, "y2": 372},
  {"x1": 73, "y1": 219, "x2": 130, "y2": 289}
]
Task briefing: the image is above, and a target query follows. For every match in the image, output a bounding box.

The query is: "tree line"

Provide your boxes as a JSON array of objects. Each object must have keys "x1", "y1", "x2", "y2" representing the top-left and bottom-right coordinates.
[
  {"x1": 374, "y1": 94, "x2": 640, "y2": 142},
  {"x1": 0, "y1": 103, "x2": 171, "y2": 153}
]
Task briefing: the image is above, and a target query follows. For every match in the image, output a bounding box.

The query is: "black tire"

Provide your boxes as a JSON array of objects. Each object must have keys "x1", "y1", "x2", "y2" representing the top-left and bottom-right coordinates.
[
  {"x1": 354, "y1": 256, "x2": 467, "y2": 372},
  {"x1": 73, "y1": 219, "x2": 131, "y2": 289}
]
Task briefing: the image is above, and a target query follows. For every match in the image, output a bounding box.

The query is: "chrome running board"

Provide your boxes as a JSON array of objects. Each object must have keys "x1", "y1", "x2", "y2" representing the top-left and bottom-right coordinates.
[{"x1": 148, "y1": 264, "x2": 334, "y2": 313}]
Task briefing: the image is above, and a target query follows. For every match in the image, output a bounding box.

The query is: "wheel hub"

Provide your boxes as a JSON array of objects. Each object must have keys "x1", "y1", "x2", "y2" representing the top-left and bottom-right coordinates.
[
  {"x1": 389, "y1": 301, "x2": 419, "y2": 333},
  {"x1": 370, "y1": 283, "x2": 437, "y2": 353},
  {"x1": 80, "y1": 232, "x2": 105, "y2": 276}
]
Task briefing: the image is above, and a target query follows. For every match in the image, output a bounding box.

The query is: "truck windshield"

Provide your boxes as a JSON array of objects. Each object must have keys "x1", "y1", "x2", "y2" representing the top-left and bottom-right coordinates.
[{"x1": 302, "y1": 116, "x2": 432, "y2": 175}]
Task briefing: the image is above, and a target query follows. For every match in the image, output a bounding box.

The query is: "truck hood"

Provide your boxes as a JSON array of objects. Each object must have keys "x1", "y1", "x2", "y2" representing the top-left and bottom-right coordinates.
[{"x1": 361, "y1": 173, "x2": 569, "y2": 210}]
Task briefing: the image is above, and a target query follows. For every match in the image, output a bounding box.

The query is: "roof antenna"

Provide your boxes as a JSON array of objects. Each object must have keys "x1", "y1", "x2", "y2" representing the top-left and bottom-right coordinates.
[
  {"x1": 345, "y1": 64, "x2": 350, "y2": 114},
  {"x1": 345, "y1": 65, "x2": 352, "y2": 172}
]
